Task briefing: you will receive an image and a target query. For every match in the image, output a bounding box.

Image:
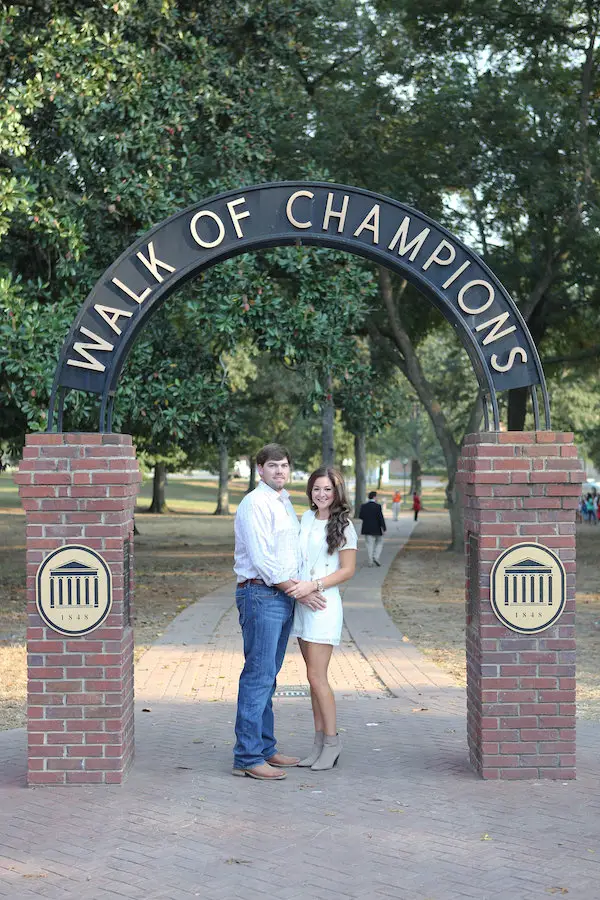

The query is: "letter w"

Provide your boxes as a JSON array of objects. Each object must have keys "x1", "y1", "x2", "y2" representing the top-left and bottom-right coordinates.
[
  {"x1": 66, "y1": 327, "x2": 114, "y2": 372},
  {"x1": 475, "y1": 311, "x2": 517, "y2": 346}
]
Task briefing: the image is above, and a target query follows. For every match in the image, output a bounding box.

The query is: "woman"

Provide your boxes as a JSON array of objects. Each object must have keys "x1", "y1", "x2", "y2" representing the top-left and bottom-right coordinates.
[
  {"x1": 288, "y1": 467, "x2": 357, "y2": 770},
  {"x1": 412, "y1": 491, "x2": 421, "y2": 522},
  {"x1": 585, "y1": 493, "x2": 594, "y2": 524}
]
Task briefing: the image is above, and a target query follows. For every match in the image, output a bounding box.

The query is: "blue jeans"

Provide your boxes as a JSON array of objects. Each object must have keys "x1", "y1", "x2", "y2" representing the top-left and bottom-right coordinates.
[{"x1": 233, "y1": 583, "x2": 294, "y2": 769}]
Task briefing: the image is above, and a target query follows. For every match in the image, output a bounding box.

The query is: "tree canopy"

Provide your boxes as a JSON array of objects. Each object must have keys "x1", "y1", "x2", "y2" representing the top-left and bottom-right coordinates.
[{"x1": 1, "y1": 0, "x2": 599, "y2": 504}]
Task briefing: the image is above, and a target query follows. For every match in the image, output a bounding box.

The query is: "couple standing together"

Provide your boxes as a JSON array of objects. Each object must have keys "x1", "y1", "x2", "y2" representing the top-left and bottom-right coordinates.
[{"x1": 232, "y1": 443, "x2": 358, "y2": 781}]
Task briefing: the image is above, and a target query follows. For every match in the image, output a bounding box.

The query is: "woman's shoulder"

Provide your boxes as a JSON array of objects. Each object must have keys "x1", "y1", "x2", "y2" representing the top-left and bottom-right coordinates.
[{"x1": 300, "y1": 509, "x2": 316, "y2": 525}]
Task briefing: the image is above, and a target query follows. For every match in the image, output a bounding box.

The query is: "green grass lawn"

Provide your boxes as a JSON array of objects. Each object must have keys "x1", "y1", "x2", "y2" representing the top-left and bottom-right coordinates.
[
  {"x1": 135, "y1": 476, "x2": 314, "y2": 515},
  {"x1": 0, "y1": 470, "x2": 447, "y2": 514},
  {"x1": 0, "y1": 474, "x2": 21, "y2": 510}
]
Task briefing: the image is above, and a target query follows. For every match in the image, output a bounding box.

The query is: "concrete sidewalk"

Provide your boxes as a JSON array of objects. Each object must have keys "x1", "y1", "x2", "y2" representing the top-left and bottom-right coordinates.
[{"x1": 1, "y1": 515, "x2": 600, "y2": 899}]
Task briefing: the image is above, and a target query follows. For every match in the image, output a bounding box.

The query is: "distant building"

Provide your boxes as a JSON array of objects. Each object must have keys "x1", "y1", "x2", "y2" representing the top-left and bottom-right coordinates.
[
  {"x1": 233, "y1": 458, "x2": 251, "y2": 479},
  {"x1": 388, "y1": 459, "x2": 407, "y2": 479}
]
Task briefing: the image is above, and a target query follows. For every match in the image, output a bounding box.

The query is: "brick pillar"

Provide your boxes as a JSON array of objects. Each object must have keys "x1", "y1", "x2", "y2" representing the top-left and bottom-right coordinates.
[
  {"x1": 15, "y1": 433, "x2": 141, "y2": 785},
  {"x1": 458, "y1": 431, "x2": 583, "y2": 780}
]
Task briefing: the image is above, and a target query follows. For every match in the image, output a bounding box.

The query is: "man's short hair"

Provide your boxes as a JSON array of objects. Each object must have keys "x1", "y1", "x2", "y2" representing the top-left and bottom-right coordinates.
[
  {"x1": 368, "y1": 490, "x2": 377, "y2": 499},
  {"x1": 256, "y1": 443, "x2": 292, "y2": 468}
]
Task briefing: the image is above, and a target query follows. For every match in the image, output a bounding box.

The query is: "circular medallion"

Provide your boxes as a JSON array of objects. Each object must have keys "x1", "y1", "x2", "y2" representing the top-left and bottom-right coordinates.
[
  {"x1": 490, "y1": 542, "x2": 566, "y2": 634},
  {"x1": 36, "y1": 545, "x2": 112, "y2": 636}
]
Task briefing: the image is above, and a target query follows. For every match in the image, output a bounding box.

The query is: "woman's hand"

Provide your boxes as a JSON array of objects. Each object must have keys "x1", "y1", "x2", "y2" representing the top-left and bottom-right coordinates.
[{"x1": 287, "y1": 580, "x2": 318, "y2": 600}]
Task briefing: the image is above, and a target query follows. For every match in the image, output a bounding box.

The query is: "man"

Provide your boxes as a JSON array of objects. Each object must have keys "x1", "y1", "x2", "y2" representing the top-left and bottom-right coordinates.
[
  {"x1": 358, "y1": 490, "x2": 386, "y2": 567},
  {"x1": 232, "y1": 443, "x2": 326, "y2": 781}
]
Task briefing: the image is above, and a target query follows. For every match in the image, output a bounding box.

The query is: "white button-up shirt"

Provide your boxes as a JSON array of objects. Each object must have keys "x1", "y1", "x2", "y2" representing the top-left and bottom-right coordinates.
[{"x1": 234, "y1": 480, "x2": 300, "y2": 585}]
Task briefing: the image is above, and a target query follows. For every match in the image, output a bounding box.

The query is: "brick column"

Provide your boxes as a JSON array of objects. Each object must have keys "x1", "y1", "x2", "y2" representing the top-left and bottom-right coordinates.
[
  {"x1": 458, "y1": 431, "x2": 583, "y2": 780},
  {"x1": 15, "y1": 433, "x2": 141, "y2": 785}
]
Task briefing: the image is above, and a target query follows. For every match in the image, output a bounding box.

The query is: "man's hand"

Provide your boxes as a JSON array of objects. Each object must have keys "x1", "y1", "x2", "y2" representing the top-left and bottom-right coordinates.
[{"x1": 296, "y1": 590, "x2": 326, "y2": 611}]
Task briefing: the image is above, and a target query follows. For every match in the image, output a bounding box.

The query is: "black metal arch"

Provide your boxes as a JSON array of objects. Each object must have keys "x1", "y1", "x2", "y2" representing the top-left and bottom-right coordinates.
[{"x1": 48, "y1": 181, "x2": 550, "y2": 432}]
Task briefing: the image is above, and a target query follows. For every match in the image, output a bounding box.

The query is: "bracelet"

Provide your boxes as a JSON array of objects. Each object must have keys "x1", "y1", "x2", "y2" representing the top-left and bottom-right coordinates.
[{"x1": 315, "y1": 578, "x2": 324, "y2": 592}]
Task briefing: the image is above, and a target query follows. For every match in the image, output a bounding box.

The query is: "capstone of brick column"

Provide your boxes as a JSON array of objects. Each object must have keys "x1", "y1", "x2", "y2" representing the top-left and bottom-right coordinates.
[
  {"x1": 457, "y1": 431, "x2": 583, "y2": 780},
  {"x1": 15, "y1": 433, "x2": 141, "y2": 786}
]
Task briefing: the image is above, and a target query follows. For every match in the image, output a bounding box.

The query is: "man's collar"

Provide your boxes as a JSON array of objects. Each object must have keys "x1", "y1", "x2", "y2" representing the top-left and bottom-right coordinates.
[{"x1": 257, "y1": 479, "x2": 290, "y2": 501}]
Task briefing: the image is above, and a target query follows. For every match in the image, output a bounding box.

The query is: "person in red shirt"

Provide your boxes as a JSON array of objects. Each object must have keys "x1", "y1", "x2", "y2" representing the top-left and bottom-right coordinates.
[
  {"x1": 391, "y1": 491, "x2": 402, "y2": 521},
  {"x1": 412, "y1": 492, "x2": 421, "y2": 522}
]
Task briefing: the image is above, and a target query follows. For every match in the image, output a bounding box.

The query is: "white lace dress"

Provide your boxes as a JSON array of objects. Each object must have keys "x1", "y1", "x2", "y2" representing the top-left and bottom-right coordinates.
[{"x1": 290, "y1": 510, "x2": 358, "y2": 646}]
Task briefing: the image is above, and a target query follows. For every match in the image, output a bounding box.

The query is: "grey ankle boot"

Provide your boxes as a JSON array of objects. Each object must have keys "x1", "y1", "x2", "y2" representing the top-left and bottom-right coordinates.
[
  {"x1": 311, "y1": 734, "x2": 341, "y2": 770},
  {"x1": 298, "y1": 730, "x2": 324, "y2": 767}
]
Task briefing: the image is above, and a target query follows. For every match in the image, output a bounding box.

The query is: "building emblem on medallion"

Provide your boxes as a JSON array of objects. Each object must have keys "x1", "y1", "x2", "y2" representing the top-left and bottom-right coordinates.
[
  {"x1": 36, "y1": 545, "x2": 112, "y2": 636},
  {"x1": 490, "y1": 542, "x2": 566, "y2": 634}
]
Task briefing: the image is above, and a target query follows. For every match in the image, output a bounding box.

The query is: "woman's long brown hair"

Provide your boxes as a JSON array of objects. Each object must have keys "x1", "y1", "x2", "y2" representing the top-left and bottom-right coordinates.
[{"x1": 307, "y1": 466, "x2": 352, "y2": 555}]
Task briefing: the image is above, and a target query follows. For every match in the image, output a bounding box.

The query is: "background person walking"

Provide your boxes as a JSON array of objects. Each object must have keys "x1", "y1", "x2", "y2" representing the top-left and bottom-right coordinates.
[
  {"x1": 358, "y1": 490, "x2": 386, "y2": 567},
  {"x1": 585, "y1": 493, "x2": 597, "y2": 524},
  {"x1": 412, "y1": 491, "x2": 421, "y2": 522},
  {"x1": 391, "y1": 490, "x2": 402, "y2": 521}
]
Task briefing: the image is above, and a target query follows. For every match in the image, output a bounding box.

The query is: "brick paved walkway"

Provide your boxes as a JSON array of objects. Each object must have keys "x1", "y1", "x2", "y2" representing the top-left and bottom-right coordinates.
[{"x1": 2, "y1": 515, "x2": 600, "y2": 899}]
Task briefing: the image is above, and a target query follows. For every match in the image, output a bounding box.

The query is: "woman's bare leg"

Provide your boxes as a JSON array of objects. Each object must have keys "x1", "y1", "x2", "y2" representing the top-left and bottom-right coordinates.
[
  {"x1": 304, "y1": 641, "x2": 336, "y2": 736},
  {"x1": 299, "y1": 638, "x2": 323, "y2": 731}
]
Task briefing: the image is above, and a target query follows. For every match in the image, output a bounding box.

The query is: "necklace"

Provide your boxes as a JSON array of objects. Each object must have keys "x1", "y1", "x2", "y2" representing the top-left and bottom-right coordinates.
[{"x1": 308, "y1": 513, "x2": 328, "y2": 577}]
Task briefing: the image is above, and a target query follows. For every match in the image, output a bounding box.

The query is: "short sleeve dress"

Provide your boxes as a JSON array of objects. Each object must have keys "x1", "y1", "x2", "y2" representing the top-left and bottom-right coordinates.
[{"x1": 290, "y1": 510, "x2": 358, "y2": 646}]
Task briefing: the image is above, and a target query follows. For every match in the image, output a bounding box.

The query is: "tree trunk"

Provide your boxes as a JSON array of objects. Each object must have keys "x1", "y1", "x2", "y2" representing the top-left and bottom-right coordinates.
[
  {"x1": 376, "y1": 267, "x2": 475, "y2": 553},
  {"x1": 148, "y1": 463, "x2": 167, "y2": 513},
  {"x1": 214, "y1": 441, "x2": 230, "y2": 515},
  {"x1": 445, "y1": 465, "x2": 464, "y2": 553},
  {"x1": 321, "y1": 382, "x2": 335, "y2": 466},
  {"x1": 354, "y1": 431, "x2": 367, "y2": 516},
  {"x1": 246, "y1": 455, "x2": 256, "y2": 494},
  {"x1": 410, "y1": 458, "x2": 422, "y2": 496},
  {"x1": 377, "y1": 462, "x2": 384, "y2": 489}
]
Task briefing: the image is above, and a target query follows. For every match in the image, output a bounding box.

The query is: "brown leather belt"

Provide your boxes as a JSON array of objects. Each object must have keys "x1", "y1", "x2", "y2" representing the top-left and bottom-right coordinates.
[{"x1": 237, "y1": 578, "x2": 267, "y2": 588}]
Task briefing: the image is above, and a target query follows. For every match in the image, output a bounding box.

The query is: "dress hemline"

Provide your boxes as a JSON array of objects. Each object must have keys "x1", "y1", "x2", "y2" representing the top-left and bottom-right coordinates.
[{"x1": 290, "y1": 632, "x2": 340, "y2": 646}]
